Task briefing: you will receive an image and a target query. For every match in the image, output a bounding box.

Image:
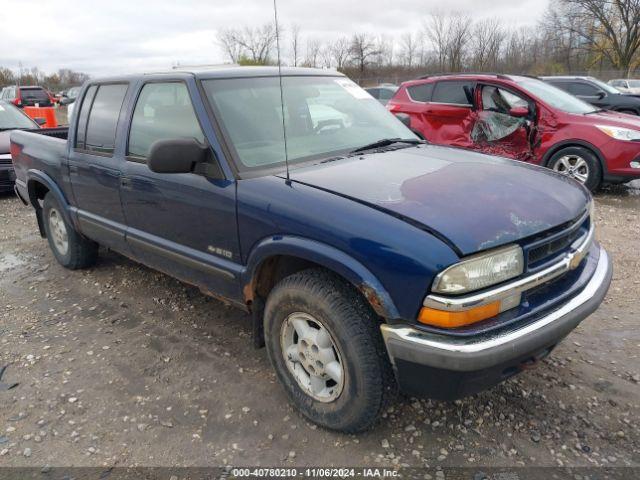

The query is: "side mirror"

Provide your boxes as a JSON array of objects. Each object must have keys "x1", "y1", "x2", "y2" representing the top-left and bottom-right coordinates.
[
  {"x1": 34, "y1": 117, "x2": 47, "y2": 126},
  {"x1": 508, "y1": 106, "x2": 529, "y2": 118},
  {"x1": 597, "y1": 91, "x2": 606, "y2": 99},
  {"x1": 395, "y1": 113, "x2": 411, "y2": 128},
  {"x1": 148, "y1": 138, "x2": 209, "y2": 174}
]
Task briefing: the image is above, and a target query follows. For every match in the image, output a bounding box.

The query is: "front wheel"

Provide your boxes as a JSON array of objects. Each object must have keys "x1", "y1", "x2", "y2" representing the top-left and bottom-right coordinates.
[
  {"x1": 548, "y1": 146, "x2": 602, "y2": 192},
  {"x1": 264, "y1": 269, "x2": 395, "y2": 432}
]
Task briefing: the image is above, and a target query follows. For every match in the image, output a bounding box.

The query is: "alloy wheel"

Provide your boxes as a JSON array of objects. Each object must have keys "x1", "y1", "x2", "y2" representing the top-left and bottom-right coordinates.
[{"x1": 280, "y1": 312, "x2": 344, "y2": 402}]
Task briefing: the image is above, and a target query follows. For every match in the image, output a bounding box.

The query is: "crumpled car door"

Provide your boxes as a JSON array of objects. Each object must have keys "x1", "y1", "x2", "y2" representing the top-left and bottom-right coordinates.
[{"x1": 469, "y1": 85, "x2": 536, "y2": 161}]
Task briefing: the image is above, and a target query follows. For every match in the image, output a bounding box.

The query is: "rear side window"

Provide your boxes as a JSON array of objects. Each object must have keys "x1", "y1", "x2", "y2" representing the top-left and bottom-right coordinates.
[
  {"x1": 407, "y1": 83, "x2": 434, "y2": 102},
  {"x1": 432, "y1": 81, "x2": 473, "y2": 105},
  {"x1": 83, "y1": 84, "x2": 128, "y2": 155},
  {"x1": 128, "y1": 82, "x2": 205, "y2": 159},
  {"x1": 75, "y1": 85, "x2": 98, "y2": 150}
]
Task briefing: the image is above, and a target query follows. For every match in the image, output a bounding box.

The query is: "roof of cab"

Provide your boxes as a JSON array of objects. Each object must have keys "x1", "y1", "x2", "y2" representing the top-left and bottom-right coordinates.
[{"x1": 85, "y1": 66, "x2": 344, "y2": 85}]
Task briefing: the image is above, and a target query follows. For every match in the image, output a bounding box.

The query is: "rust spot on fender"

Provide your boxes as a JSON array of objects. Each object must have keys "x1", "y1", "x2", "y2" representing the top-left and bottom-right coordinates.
[{"x1": 358, "y1": 283, "x2": 386, "y2": 317}]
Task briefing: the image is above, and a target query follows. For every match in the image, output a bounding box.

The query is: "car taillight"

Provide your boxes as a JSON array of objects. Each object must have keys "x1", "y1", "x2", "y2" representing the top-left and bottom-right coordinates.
[
  {"x1": 9, "y1": 142, "x2": 22, "y2": 164},
  {"x1": 14, "y1": 90, "x2": 22, "y2": 106}
]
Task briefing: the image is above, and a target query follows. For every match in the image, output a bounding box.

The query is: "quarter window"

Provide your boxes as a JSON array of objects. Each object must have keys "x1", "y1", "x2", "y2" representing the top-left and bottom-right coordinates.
[
  {"x1": 431, "y1": 81, "x2": 473, "y2": 105},
  {"x1": 407, "y1": 83, "x2": 434, "y2": 102},
  {"x1": 82, "y1": 84, "x2": 128, "y2": 155},
  {"x1": 128, "y1": 82, "x2": 205, "y2": 158},
  {"x1": 74, "y1": 85, "x2": 98, "y2": 150}
]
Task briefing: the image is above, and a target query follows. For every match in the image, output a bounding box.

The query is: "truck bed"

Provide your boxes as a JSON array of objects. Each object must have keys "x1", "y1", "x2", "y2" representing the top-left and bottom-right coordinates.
[{"x1": 10, "y1": 129, "x2": 69, "y2": 202}]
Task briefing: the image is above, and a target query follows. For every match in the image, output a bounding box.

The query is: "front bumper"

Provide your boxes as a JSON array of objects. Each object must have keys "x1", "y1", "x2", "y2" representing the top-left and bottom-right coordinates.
[{"x1": 381, "y1": 245, "x2": 612, "y2": 399}]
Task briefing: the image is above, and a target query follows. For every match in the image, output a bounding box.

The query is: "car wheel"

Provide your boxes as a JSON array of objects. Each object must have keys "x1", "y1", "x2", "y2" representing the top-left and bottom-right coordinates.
[
  {"x1": 264, "y1": 268, "x2": 396, "y2": 432},
  {"x1": 42, "y1": 193, "x2": 99, "y2": 269},
  {"x1": 548, "y1": 146, "x2": 602, "y2": 192}
]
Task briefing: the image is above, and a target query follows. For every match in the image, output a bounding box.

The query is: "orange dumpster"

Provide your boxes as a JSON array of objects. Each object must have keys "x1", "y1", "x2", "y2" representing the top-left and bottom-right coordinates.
[{"x1": 23, "y1": 106, "x2": 58, "y2": 128}]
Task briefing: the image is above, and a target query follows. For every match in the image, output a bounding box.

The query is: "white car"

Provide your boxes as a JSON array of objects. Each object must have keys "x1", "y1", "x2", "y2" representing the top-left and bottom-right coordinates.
[{"x1": 608, "y1": 79, "x2": 640, "y2": 95}]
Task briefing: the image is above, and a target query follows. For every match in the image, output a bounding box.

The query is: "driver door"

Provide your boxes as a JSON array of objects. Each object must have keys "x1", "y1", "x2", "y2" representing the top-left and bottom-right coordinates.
[{"x1": 469, "y1": 84, "x2": 536, "y2": 161}]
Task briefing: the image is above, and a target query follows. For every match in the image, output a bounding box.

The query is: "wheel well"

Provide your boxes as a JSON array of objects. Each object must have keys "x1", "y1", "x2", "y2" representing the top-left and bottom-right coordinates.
[
  {"x1": 251, "y1": 255, "x2": 324, "y2": 302},
  {"x1": 247, "y1": 254, "x2": 385, "y2": 349},
  {"x1": 29, "y1": 180, "x2": 50, "y2": 206},
  {"x1": 28, "y1": 180, "x2": 50, "y2": 237}
]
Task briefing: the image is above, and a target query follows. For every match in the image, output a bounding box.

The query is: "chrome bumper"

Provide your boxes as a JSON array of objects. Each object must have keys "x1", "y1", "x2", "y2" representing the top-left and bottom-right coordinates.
[{"x1": 381, "y1": 246, "x2": 611, "y2": 372}]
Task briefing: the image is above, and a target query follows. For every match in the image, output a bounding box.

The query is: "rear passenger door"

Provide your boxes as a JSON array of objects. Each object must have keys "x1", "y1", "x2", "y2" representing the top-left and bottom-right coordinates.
[
  {"x1": 120, "y1": 80, "x2": 240, "y2": 300},
  {"x1": 421, "y1": 80, "x2": 475, "y2": 148},
  {"x1": 68, "y1": 83, "x2": 130, "y2": 251}
]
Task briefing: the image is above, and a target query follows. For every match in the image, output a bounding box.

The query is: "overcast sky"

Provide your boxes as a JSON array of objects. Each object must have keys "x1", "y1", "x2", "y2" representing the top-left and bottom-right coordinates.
[{"x1": 1, "y1": 0, "x2": 549, "y2": 77}]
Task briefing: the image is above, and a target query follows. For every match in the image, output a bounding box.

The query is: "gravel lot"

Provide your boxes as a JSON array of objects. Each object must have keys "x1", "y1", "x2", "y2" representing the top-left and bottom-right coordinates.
[{"x1": 0, "y1": 183, "x2": 638, "y2": 470}]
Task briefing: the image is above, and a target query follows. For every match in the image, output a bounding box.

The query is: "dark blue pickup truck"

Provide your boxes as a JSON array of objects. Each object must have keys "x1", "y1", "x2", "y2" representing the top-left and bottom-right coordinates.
[{"x1": 11, "y1": 67, "x2": 612, "y2": 432}]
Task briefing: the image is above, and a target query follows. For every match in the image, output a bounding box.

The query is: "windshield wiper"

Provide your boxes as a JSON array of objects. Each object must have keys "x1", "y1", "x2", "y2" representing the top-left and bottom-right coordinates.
[{"x1": 349, "y1": 137, "x2": 424, "y2": 154}]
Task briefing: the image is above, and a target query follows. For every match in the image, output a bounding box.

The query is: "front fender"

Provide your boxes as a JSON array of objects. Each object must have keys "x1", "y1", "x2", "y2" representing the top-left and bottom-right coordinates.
[{"x1": 242, "y1": 235, "x2": 401, "y2": 319}]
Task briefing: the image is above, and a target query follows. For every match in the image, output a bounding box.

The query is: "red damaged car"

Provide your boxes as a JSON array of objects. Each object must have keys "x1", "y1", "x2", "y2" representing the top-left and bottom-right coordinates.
[{"x1": 387, "y1": 74, "x2": 640, "y2": 191}]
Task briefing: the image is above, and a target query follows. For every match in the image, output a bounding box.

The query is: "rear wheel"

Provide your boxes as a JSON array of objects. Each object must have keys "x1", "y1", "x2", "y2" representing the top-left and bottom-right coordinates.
[
  {"x1": 42, "y1": 193, "x2": 99, "y2": 269},
  {"x1": 548, "y1": 146, "x2": 602, "y2": 192},
  {"x1": 264, "y1": 269, "x2": 395, "y2": 432}
]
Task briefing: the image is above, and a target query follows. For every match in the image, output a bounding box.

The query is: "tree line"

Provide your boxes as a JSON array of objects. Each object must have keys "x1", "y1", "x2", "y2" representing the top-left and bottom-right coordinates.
[
  {"x1": 218, "y1": 0, "x2": 640, "y2": 84},
  {"x1": 0, "y1": 67, "x2": 90, "y2": 92}
]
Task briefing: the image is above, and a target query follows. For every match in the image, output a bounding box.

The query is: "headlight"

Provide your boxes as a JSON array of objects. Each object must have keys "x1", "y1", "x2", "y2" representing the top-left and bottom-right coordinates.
[
  {"x1": 595, "y1": 125, "x2": 640, "y2": 141},
  {"x1": 432, "y1": 244, "x2": 524, "y2": 294}
]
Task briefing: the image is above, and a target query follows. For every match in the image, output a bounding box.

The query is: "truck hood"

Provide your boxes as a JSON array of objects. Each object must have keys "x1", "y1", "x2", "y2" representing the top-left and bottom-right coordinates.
[{"x1": 289, "y1": 145, "x2": 590, "y2": 255}]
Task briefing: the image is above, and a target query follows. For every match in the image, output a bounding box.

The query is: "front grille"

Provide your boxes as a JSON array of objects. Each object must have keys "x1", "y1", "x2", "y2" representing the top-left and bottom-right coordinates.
[
  {"x1": 528, "y1": 227, "x2": 583, "y2": 265},
  {"x1": 524, "y1": 210, "x2": 590, "y2": 270}
]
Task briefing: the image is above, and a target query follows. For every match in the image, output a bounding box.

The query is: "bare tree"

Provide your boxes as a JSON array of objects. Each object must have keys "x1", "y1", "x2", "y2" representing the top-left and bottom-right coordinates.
[
  {"x1": 329, "y1": 37, "x2": 352, "y2": 70},
  {"x1": 552, "y1": 0, "x2": 640, "y2": 75},
  {"x1": 471, "y1": 18, "x2": 505, "y2": 70},
  {"x1": 304, "y1": 38, "x2": 323, "y2": 68},
  {"x1": 446, "y1": 13, "x2": 473, "y2": 71},
  {"x1": 425, "y1": 12, "x2": 449, "y2": 70},
  {"x1": 217, "y1": 23, "x2": 278, "y2": 65},
  {"x1": 290, "y1": 23, "x2": 301, "y2": 67},
  {"x1": 399, "y1": 32, "x2": 418, "y2": 67},
  {"x1": 350, "y1": 33, "x2": 382, "y2": 78}
]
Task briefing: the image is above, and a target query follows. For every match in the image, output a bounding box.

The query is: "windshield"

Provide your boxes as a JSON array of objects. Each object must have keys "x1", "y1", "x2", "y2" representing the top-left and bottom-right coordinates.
[
  {"x1": 516, "y1": 78, "x2": 597, "y2": 114},
  {"x1": 201, "y1": 75, "x2": 414, "y2": 172},
  {"x1": 0, "y1": 101, "x2": 37, "y2": 129},
  {"x1": 588, "y1": 77, "x2": 620, "y2": 94}
]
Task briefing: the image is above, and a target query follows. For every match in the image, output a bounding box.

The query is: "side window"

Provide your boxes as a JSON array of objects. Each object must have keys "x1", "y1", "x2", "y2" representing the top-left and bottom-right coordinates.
[
  {"x1": 407, "y1": 83, "x2": 434, "y2": 102},
  {"x1": 128, "y1": 82, "x2": 205, "y2": 159},
  {"x1": 83, "y1": 84, "x2": 128, "y2": 155},
  {"x1": 568, "y1": 82, "x2": 600, "y2": 96},
  {"x1": 74, "y1": 85, "x2": 98, "y2": 150},
  {"x1": 481, "y1": 86, "x2": 528, "y2": 113},
  {"x1": 431, "y1": 81, "x2": 472, "y2": 105}
]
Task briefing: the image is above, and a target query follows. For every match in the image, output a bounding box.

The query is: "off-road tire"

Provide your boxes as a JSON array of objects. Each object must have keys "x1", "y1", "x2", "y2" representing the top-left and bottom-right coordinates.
[
  {"x1": 264, "y1": 268, "x2": 396, "y2": 433},
  {"x1": 42, "y1": 193, "x2": 99, "y2": 269}
]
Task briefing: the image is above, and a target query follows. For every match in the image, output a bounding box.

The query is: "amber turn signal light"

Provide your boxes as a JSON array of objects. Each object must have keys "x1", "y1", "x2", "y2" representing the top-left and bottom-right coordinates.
[{"x1": 418, "y1": 301, "x2": 501, "y2": 328}]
